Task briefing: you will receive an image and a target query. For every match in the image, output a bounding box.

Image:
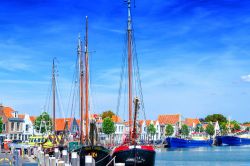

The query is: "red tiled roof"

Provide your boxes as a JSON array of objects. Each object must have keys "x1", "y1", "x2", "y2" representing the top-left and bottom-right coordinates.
[
  {"x1": 184, "y1": 118, "x2": 200, "y2": 127},
  {"x1": 55, "y1": 118, "x2": 77, "y2": 131},
  {"x1": 96, "y1": 119, "x2": 103, "y2": 123},
  {"x1": 111, "y1": 115, "x2": 122, "y2": 123},
  {"x1": 242, "y1": 123, "x2": 250, "y2": 127},
  {"x1": 153, "y1": 120, "x2": 159, "y2": 125},
  {"x1": 145, "y1": 120, "x2": 151, "y2": 126},
  {"x1": 158, "y1": 114, "x2": 180, "y2": 125},
  {"x1": 18, "y1": 114, "x2": 25, "y2": 119},
  {"x1": 202, "y1": 124, "x2": 208, "y2": 129},
  {"x1": 138, "y1": 120, "x2": 144, "y2": 126},
  {"x1": 2, "y1": 107, "x2": 14, "y2": 118},
  {"x1": 30, "y1": 116, "x2": 37, "y2": 123}
]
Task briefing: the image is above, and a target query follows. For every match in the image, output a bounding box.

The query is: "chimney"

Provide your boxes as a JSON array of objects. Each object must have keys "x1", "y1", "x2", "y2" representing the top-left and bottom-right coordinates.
[{"x1": 0, "y1": 104, "x2": 3, "y2": 112}]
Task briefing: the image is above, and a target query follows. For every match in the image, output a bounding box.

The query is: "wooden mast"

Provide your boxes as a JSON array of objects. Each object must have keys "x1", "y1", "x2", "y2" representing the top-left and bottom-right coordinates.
[
  {"x1": 127, "y1": 0, "x2": 133, "y2": 142},
  {"x1": 78, "y1": 34, "x2": 84, "y2": 144},
  {"x1": 132, "y1": 97, "x2": 139, "y2": 145},
  {"x1": 84, "y1": 16, "x2": 89, "y2": 145},
  {"x1": 52, "y1": 58, "x2": 56, "y2": 133}
]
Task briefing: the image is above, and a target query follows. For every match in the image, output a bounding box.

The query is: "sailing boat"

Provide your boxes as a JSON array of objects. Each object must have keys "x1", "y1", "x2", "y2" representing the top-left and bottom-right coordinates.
[
  {"x1": 73, "y1": 16, "x2": 111, "y2": 165},
  {"x1": 111, "y1": 1, "x2": 156, "y2": 165}
]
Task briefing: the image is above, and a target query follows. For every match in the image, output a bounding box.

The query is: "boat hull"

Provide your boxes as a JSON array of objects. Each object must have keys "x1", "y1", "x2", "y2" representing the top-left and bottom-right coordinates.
[
  {"x1": 112, "y1": 145, "x2": 156, "y2": 166},
  {"x1": 216, "y1": 136, "x2": 250, "y2": 146},
  {"x1": 166, "y1": 137, "x2": 213, "y2": 148},
  {"x1": 74, "y1": 145, "x2": 111, "y2": 166}
]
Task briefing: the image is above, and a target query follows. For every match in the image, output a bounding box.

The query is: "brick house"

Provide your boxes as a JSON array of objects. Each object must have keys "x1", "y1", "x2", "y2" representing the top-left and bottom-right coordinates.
[{"x1": 0, "y1": 105, "x2": 24, "y2": 140}]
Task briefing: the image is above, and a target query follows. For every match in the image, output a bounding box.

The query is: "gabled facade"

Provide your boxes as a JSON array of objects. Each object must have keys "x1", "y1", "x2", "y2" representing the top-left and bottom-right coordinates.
[
  {"x1": 138, "y1": 120, "x2": 161, "y2": 141},
  {"x1": 158, "y1": 114, "x2": 182, "y2": 139},
  {"x1": 21, "y1": 114, "x2": 38, "y2": 141},
  {"x1": 0, "y1": 105, "x2": 24, "y2": 140},
  {"x1": 55, "y1": 118, "x2": 80, "y2": 134},
  {"x1": 184, "y1": 118, "x2": 201, "y2": 133}
]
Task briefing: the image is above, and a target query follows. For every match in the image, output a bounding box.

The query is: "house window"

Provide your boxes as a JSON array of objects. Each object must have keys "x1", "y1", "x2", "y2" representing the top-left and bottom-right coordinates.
[
  {"x1": 73, "y1": 125, "x2": 77, "y2": 132},
  {"x1": 17, "y1": 123, "x2": 20, "y2": 131},
  {"x1": 14, "y1": 134, "x2": 17, "y2": 140},
  {"x1": 11, "y1": 122, "x2": 14, "y2": 131},
  {"x1": 2, "y1": 124, "x2": 6, "y2": 131},
  {"x1": 26, "y1": 124, "x2": 29, "y2": 131}
]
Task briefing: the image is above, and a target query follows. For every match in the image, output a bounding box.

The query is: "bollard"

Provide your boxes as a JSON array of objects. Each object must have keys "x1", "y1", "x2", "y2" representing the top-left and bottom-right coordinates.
[
  {"x1": 10, "y1": 146, "x2": 14, "y2": 154},
  {"x1": 33, "y1": 147, "x2": 37, "y2": 158},
  {"x1": 45, "y1": 154, "x2": 50, "y2": 166},
  {"x1": 85, "y1": 155, "x2": 95, "y2": 166},
  {"x1": 54, "y1": 148, "x2": 59, "y2": 159},
  {"x1": 62, "y1": 150, "x2": 68, "y2": 163},
  {"x1": 21, "y1": 147, "x2": 25, "y2": 158},
  {"x1": 58, "y1": 160, "x2": 65, "y2": 166},
  {"x1": 13, "y1": 150, "x2": 19, "y2": 166},
  {"x1": 50, "y1": 157, "x2": 56, "y2": 166},
  {"x1": 39, "y1": 151, "x2": 45, "y2": 166},
  {"x1": 28, "y1": 147, "x2": 31, "y2": 157},
  {"x1": 71, "y1": 152, "x2": 78, "y2": 166}
]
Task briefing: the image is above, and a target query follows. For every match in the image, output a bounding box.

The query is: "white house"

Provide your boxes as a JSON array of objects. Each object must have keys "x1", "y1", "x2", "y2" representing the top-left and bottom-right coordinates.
[
  {"x1": 139, "y1": 120, "x2": 161, "y2": 141},
  {"x1": 113, "y1": 122, "x2": 126, "y2": 144},
  {"x1": 158, "y1": 114, "x2": 182, "y2": 139},
  {"x1": 21, "y1": 114, "x2": 38, "y2": 141}
]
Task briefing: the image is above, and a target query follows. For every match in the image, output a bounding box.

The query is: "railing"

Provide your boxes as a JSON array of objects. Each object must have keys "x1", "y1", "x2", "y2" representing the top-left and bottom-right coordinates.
[{"x1": 106, "y1": 156, "x2": 116, "y2": 166}]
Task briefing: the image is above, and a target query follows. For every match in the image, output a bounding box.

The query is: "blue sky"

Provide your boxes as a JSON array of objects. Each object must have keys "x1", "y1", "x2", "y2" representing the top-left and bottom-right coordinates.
[{"x1": 1, "y1": 0, "x2": 250, "y2": 122}]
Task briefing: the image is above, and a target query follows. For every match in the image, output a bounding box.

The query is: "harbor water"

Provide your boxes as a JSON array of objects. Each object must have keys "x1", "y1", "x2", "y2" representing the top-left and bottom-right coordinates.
[
  {"x1": 156, "y1": 146, "x2": 250, "y2": 166},
  {"x1": 4, "y1": 146, "x2": 250, "y2": 166}
]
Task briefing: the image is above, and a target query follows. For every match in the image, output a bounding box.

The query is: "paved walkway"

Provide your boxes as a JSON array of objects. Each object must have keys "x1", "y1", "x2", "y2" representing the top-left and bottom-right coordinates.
[{"x1": 0, "y1": 151, "x2": 37, "y2": 166}]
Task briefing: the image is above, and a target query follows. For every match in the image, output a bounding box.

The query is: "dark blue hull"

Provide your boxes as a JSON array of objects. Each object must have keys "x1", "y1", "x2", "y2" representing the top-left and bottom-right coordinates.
[
  {"x1": 166, "y1": 137, "x2": 213, "y2": 148},
  {"x1": 216, "y1": 136, "x2": 250, "y2": 146}
]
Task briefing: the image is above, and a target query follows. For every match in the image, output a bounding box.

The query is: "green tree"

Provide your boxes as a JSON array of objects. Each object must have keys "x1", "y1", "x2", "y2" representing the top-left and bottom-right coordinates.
[
  {"x1": 101, "y1": 110, "x2": 115, "y2": 119},
  {"x1": 246, "y1": 127, "x2": 250, "y2": 131},
  {"x1": 231, "y1": 120, "x2": 241, "y2": 132},
  {"x1": 147, "y1": 124, "x2": 156, "y2": 141},
  {"x1": 102, "y1": 117, "x2": 115, "y2": 143},
  {"x1": 0, "y1": 117, "x2": 3, "y2": 133},
  {"x1": 180, "y1": 124, "x2": 189, "y2": 137},
  {"x1": 195, "y1": 124, "x2": 204, "y2": 132},
  {"x1": 34, "y1": 112, "x2": 52, "y2": 133},
  {"x1": 220, "y1": 122, "x2": 229, "y2": 135},
  {"x1": 205, "y1": 123, "x2": 215, "y2": 138},
  {"x1": 165, "y1": 124, "x2": 174, "y2": 137},
  {"x1": 204, "y1": 114, "x2": 227, "y2": 125}
]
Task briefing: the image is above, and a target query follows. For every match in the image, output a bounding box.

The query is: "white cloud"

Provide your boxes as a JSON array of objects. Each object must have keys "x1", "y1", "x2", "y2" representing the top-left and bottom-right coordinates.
[{"x1": 241, "y1": 75, "x2": 250, "y2": 82}]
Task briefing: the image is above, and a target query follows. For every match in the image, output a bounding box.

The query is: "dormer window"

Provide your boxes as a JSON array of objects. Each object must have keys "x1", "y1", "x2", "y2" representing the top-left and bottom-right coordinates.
[{"x1": 13, "y1": 111, "x2": 18, "y2": 118}]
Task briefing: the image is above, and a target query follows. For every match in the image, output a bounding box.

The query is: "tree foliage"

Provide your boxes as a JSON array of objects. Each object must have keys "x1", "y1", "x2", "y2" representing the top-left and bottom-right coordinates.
[
  {"x1": 195, "y1": 124, "x2": 204, "y2": 132},
  {"x1": 220, "y1": 122, "x2": 229, "y2": 135},
  {"x1": 165, "y1": 124, "x2": 174, "y2": 136},
  {"x1": 101, "y1": 110, "x2": 115, "y2": 120},
  {"x1": 246, "y1": 127, "x2": 250, "y2": 131},
  {"x1": 0, "y1": 117, "x2": 3, "y2": 133},
  {"x1": 231, "y1": 120, "x2": 241, "y2": 132},
  {"x1": 180, "y1": 124, "x2": 189, "y2": 136},
  {"x1": 34, "y1": 112, "x2": 52, "y2": 133},
  {"x1": 147, "y1": 124, "x2": 156, "y2": 139},
  {"x1": 205, "y1": 123, "x2": 215, "y2": 137},
  {"x1": 102, "y1": 117, "x2": 115, "y2": 135},
  {"x1": 204, "y1": 114, "x2": 227, "y2": 125}
]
